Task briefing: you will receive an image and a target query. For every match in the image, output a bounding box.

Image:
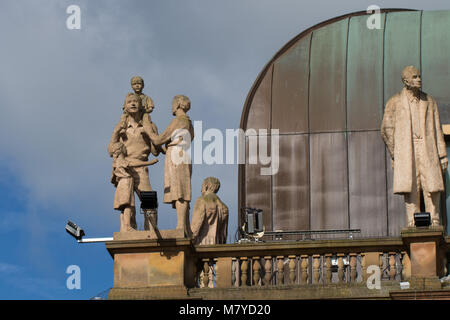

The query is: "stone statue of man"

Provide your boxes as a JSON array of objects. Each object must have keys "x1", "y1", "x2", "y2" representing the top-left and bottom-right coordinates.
[
  {"x1": 110, "y1": 141, "x2": 158, "y2": 231},
  {"x1": 191, "y1": 177, "x2": 229, "y2": 245},
  {"x1": 108, "y1": 93, "x2": 160, "y2": 232},
  {"x1": 381, "y1": 66, "x2": 448, "y2": 227}
]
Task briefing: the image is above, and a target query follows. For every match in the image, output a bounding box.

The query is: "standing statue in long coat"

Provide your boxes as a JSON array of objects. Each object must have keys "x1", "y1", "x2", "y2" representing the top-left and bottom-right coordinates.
[
  {"x1": 381, "y1": 66, "x2": 448, "y2": 227},
  {"x1": 143, "y1": 95, "x2": 194, "y2": 237}
]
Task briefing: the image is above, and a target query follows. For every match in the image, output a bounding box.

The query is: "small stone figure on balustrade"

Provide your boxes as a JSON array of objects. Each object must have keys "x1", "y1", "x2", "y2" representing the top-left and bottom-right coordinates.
[
  {"x1": 191, "y1": 177, "x2": 229, "y2": 288},
  {"x1": 191, "y1": 177, "x2": 229, "y2": 245}
]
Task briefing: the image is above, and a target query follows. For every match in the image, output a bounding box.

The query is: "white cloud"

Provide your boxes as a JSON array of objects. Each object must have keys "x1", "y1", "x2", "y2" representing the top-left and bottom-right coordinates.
[{"x1": 0, "y1": 262, "x2": 23, "y2": 274}]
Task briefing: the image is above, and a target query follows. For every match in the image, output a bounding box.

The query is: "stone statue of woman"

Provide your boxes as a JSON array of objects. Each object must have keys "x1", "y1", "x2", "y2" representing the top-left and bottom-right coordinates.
[{"x1": 143, "y1": 95, "x2": 194, "y2": 237}]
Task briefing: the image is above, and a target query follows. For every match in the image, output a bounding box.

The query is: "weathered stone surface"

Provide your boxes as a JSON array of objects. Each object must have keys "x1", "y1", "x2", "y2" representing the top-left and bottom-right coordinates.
[
  {"x1": 113, "y1": 229, "x2": 185, "y2": 241},
  {"x1": 410, "y1": 242, "x2": 437, "y2": 277},
  {"x1": 107, "y1": 237, "x2": 196, "y2": 291},
  {"x1": 215, "y1": 257, "x2": 233, "y2": 288},
  {"x1": 390, "y1": 289, "x2": 450, "y2": 300},
  {"x1": 401, "y1": 226, "x2": 446, "y2": 278},
  {"x1": 108, "y1": 88, "x2": 160, "y2": 233},
  {"x1": 108, "y1": 286, "x2": 191, "y2": 300},
  {"x1": 191, "y1": 177, "x2": 229, "y2": 245},
  {"x1": 144, "y1": 95, "x2": 194, "y2": 237},
  {"x1": 381, "y1": 66, "x2": 447, "y2": 228},
  {"x1": 114, "y1": 251, "x2": 185, "y2": 287}
]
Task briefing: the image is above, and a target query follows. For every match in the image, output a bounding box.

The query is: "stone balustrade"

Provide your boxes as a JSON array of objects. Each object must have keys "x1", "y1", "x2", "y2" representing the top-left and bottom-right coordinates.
[
  {"x1": 106, "y1": 228, "x2": 450, "y2": 299},
  {"x1": 194, "y1": 237, "x2": 412, "y2": 288}
]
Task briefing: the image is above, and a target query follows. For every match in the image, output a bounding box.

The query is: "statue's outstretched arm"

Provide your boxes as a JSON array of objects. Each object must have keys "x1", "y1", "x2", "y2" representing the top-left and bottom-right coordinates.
[
  {"x1": 143, "y1": 119, "x2": 178, "y2": 146},
  {"x1": 127, "y1": 158, "x2": 159, "y2": 167}
]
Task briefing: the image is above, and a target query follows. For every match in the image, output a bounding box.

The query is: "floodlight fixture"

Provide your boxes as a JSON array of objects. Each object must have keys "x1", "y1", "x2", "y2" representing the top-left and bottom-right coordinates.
[
  {"x1": 414, "y1": 212, "x2": 431, "y2": 227},
  {"x1": 242, "y1": 207, "x2": 264, "y2": 234},
  {"x1": 139, "y1": 191, "x2": 158, "y2": 210},
  {"x1": 65, "y1": 220, "x2": 113, "y2": 243},
  {"x1": 65, "y1": 220, "x2": 85, "y2": 240}
]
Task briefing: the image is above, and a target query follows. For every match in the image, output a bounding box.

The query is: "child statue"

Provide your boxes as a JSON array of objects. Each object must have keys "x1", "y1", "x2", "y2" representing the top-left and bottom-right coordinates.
[{"x1": 119, "y1": 76, "x2": 161, "y2": 156}]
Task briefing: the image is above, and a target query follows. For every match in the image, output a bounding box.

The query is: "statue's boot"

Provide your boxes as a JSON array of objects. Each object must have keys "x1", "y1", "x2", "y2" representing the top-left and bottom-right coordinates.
[{"x1": 122, "y1": 207, "x2": 137, "y2": 232}]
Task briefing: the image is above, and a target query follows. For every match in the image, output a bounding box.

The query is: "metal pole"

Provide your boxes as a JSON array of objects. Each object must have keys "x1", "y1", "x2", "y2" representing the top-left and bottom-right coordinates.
[{"x1": 77, "y1": 237, "x2": 114, "y2": 243}]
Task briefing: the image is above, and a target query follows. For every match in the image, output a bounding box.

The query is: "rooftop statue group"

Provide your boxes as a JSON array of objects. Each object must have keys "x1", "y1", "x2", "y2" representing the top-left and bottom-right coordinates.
[
  {"x1": 106, "y1": 65, "x2": 445, "y2": 242},
  {"x1": 108, "y1": 76, "x2": 228, "y2": 244},
  {"x1": 382, "y1": 66, "x2": 448, "y2": 228}
]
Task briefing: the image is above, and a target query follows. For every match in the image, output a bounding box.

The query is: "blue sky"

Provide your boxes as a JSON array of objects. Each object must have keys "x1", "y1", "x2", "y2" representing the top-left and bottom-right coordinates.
[{"x1": 0, "y1": 0, "x2": 449, "y2": 299}]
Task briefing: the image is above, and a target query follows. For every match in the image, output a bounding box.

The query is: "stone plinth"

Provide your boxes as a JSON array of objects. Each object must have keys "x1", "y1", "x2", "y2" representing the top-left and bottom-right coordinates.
[
  {"x1": 401, "y1": 226, "x2": 446, "y2": 281},
  {"x1": 106, "y1": 230, "x2": 196, "y2": 299},
  {"x1": 112, "y1": 229, "x2": 184, "y2": 241}
]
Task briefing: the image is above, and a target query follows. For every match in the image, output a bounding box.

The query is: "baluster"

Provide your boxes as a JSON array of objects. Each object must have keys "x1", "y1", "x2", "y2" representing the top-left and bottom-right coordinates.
[
  {"x1": 313, "y1": 254, "x2": 321, "y2": 284},
  {"x1": 240, "y1": 257, "x2": 248, "y2": 286},
  {"x1": 232, "y1": 258, "x2": 237, "y2": 286},
  {"x1": 349, "y1": 253, "x2": 357, "y2": 282},
  {"x1": 288, "y1": 255, "x2": 296, "y2": 284},
  {"x1": 301, "y1": 255, "x2": 309, "y2": 284},
  {"x1": 337, "y1": 254, "x2": 345, "y2": 283},
  {"x1": 277, "y1": 256, "x2": 284, "y2": 285},
  {"x1": 202, "y1": 258, "x2": 210, "y2": 288},
  {"x1": 401, "y1": 251, "x2": 411, "y2": 280},
  {"x1": 264, "y1": 256, "x2": 272, "y2": 286},
  {"x1": 361, "y1": 253, "x2": 367, "y2": 282},
  {"x1": 212, "y1": 258, "x2": 218, "y2": 288},
  {"x1": 325, "y1": 254, "x2": 332, "y2": 284},
  {"x1": 389, "y1": 252, "x2": 397, "y2": 280},
  {"x1": 379, "y1": 253, "x2": 385, "y2": 280},
  {"x1": 253, "y1": 256, "x2": 261, "y2": 286}
]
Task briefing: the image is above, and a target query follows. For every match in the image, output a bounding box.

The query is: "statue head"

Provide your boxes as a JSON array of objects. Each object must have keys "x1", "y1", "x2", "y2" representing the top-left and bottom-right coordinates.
[
  {"x1": 172, "y1": 95, "x2": 191, "y2": 115},
  {"x1": 201, "y1": 177, "x2": 220, "y2": 195},
  {"x1": 123, "y1": 93, "x2": 142, "y2": 116},
  {"x1": 402, "y1": 66, "x2": 422, "y2": 90},
  {"x1": 131, "y1": 76, "x2": 144, "y2": 94}
]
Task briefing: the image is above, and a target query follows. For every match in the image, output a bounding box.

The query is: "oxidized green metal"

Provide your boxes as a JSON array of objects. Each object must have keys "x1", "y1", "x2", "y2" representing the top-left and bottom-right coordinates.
[
  {"x1": 347, "y1": 14, "x2": 384, "y2": 131},
  {"x1": 272, "y1": 33, "x2": 310, "y2": 134},
  {"x1": 422, "y1": 10, "x2": 450, "y2": 122},
  {"x1": 309, "y1": 18, "x2": 348, "y2": 133},
  {"x1": 239, "y1": 9, "x2": 450, "y2": 238}
]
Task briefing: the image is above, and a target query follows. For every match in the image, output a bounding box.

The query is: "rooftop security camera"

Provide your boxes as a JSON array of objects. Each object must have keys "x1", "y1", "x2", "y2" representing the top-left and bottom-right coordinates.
[{"x1": 65, "y1": 220, "x2": 85, "y2": 240}]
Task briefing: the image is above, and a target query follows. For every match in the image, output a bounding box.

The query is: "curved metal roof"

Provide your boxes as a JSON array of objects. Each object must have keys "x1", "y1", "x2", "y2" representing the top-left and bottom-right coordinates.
[{"x1": 239, "y1": 9, "x2": 450, "y2": 238}]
